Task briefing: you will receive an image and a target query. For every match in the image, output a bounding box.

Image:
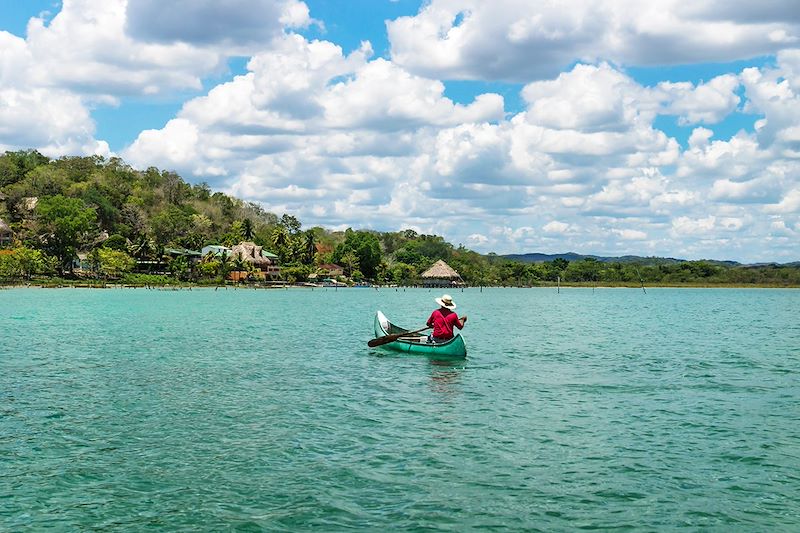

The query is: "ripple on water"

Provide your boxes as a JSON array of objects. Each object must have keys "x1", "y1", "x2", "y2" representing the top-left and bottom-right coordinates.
[{"x1": 1, "y1": 287, "x2": 799, "y2": 530}]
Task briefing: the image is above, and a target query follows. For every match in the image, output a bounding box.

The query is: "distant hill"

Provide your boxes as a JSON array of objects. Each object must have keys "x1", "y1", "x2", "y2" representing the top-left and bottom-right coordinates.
[{"x1": 501, "y1": 252, "x2": 741, "y2": 266}]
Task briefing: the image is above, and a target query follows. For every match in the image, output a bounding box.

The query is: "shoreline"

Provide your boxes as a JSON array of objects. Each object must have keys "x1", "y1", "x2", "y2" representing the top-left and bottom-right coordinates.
[{"x1": 2, "y1": 281, "x2": 799, "y2": 290}]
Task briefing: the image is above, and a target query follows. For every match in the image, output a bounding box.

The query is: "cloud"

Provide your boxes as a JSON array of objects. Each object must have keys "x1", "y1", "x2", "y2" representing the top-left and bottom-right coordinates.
[
  {"x1": 0, "y1": 1, "x2": 312, "y2": 157},
  {"x1": 11, "y1": 0, "x2": 310, "y2": 100},
  {"x1": 543, "y1": 221, "x2": 570, "y2": 234},
  {"x1": 125, "y1": 0, "x2": 309, "y2": 47},
  {"x1": 121, "y1": 51, "x2": 800, "y2": 262},
  {"x1": 125, "y1": 118, "x2": 202, "y2": 173},
  {"x1": 676, "y1": 133, "x2": 765, "y2": 181},
  {"x1": 522, "y1": 63, "x2": 656, "y2": 132},
  {"x1": 23, "y1": 0, "x2": 219, "y2": 97},
  {"x1": 659, "y1": 74, "x2": 741, "y2": 125},
  {"x1": 125, "y1": 33, "x2": 505, "y2": 187},
  {"x1": 613, "y1": 229, "x2": 648, "y2": 240},
  {"x1": 741, "y1": 51, "x2": 800, "y2": 151},
  {"x1": 765, "y1": 188, "x2": 800, "y2": 213},
  {"x1": 324, "y1": 59, "x2": 505, "y2": 130},
  {"x1": 709, "y1": 176, "x2": 783, "y2": 203},
  {"x1": 671, "y1": 215, "x2": 717, "y2": 236},
  {"x1": 467, "y1": 233, "x2": 489, "y2": 246},
  {"x1": 4, "y1": 1, "x2": 800, "y2": 262},
  {"x1": 0, "y1": 86, "x2": 110, "y2": 157},
  {"x1": 387, "y1": 0, "x2": 800, "y2": 82}
]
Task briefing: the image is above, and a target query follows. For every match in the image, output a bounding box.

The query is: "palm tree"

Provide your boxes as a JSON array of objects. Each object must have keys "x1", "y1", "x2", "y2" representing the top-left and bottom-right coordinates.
[
  {"x1": 271, "y1": 226, "x2": 289, "y2": 247},
  {"x1": 216, "y1": 252, "x2": 231, "y2": 279},
  {"x1": 128, "y1": 234, "x2": 156, "y2": 260},
  {"x1": 271, "y1": 226, "x2": 290, "y2": 262},
  {"x1": 230, "y1": 253, "x2": 251, "y2": 282},
  {"x1": 303, "y1": 230, "x2": 316, "y2": 265},
  {"x1": 241, "y1": 218, "x2": 254, "y2": 240},
  {"x1": 341, "y1": 251, "x2": 358, "y2": 277}
]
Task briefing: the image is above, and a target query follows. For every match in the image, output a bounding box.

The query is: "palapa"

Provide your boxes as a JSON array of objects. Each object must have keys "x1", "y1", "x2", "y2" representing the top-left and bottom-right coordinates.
[
  {"x1": 230, "y1": 241, "x2": 272, "y2": 267},
  {"x1": 420, "y1": 259, "x2": 463, "y2": 287}
]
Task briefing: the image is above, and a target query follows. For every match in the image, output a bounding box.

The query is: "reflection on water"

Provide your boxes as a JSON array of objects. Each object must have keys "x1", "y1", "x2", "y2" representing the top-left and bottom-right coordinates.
[{"x1": 428, "y1": 360, "x2": 465, "y2": 395}]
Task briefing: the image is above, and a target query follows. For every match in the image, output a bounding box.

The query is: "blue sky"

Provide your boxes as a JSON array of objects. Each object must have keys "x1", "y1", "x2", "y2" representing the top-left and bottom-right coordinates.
[{"x1": 1, "y1": 0, "x2": 799, "y2": 262}]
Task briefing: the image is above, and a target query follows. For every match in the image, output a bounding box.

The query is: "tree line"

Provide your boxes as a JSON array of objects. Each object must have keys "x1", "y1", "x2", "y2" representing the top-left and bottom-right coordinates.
[{"x1": 1, "y1": 150, "x2": 798, "y2": 287}]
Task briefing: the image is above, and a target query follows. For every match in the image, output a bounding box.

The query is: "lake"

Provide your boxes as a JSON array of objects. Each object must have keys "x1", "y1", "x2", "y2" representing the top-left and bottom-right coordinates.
[{"x1": 2, "y1": 286, "x2": 799, "y2": 531}]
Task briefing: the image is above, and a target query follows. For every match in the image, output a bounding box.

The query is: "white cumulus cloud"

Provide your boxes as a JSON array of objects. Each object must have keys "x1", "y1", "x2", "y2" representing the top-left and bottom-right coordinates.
[{"x1": 387, "y1": 0, "x2": 800, "y2": 82}]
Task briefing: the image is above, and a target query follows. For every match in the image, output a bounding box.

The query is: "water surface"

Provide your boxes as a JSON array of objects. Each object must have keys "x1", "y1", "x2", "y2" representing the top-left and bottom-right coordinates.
[{"x1": 2, "y1": 287, "x2": 799, "y2": 530}]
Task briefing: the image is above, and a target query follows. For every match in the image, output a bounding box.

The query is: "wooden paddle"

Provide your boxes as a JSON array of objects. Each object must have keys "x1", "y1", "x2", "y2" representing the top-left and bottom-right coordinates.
[{"x1": 368, "y1": 326, "x2": 431, "y2": 347}]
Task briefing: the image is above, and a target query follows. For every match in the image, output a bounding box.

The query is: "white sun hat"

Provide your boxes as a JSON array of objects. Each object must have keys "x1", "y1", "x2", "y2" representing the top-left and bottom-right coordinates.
[{"x1": 435, "y1": 294, "x2": 456, "y2": 310}]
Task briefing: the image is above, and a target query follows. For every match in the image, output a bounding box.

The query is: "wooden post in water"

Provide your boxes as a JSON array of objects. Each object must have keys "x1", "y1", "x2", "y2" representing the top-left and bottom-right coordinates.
[
  {"x1": 557, "y1": 275, "x2": 560, "y2": 294},
  {"x1": 634, "y1": 267, "x2": 647, "y2": 294}
]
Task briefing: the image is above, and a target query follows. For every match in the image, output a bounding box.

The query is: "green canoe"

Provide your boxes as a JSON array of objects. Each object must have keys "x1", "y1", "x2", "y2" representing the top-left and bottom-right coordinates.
[{"x1": 373, "y1": 311, "x2": 467, "y2": 359}]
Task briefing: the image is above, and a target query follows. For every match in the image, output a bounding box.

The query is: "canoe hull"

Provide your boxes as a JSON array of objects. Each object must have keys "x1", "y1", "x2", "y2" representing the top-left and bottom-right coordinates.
[{"x1": 373, "y1": 311, "x2": 467, "y2": 359}]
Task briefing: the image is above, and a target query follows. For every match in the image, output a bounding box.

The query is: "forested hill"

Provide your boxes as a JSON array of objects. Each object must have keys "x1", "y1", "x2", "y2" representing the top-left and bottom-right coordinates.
[
  {"x1": 0, "y1": 150, "x2": 480, "y2": 284},
  {"x1": 1, "y1": 149, "x2": 799, "y2": 287},
  {"x1": 502, "y1": 252, "x2": 742, "y2": 267},
  {"x1": 0, "y1": 150, "x2": 284, "y2": 265}
]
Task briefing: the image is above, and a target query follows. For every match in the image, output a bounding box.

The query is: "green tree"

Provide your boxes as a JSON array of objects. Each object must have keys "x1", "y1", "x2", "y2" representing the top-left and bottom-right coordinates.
[
  {"x1": 98, "y1": 248, "x2": 135, "y2": 279},
  {"x1": 302, "y1": 230, "x2": 317, "y2": 265},
  {"x1": 193, "y1": 182, "x2": 211, "y2": 201},
  {"x1": 389, "y1": 262, "x2": 416, "y2": 285},
  {"x1": 150, "y1": 206, "x2": 192, "y2": 245},
  {"x1": 241, "y1": 218, "x2": 255, "y2": 240},
  {"x1": 394, "y1": 247, "x2": 426, "y2": 267},
  {"x1": 103, "y1": 234, "x2": 128, "y2": 251},
  {"x1": 331, "y1": 229, "x2": 381, "y2": 278},
  {"x1": 128, "y1": 234, "x2": 157, "y2": 261},
  {"x1": 280, "y1": 213, "x2": 301, "y2": 234},
  {"x1": 81, "y1": 184, "x2": 119, "y2": 229},
  {"x1": 216, "y1": 253, "x2": 231, "y2": 279},
  {"x1": 0, "y1": 246, "x2": 52, "y2": 280},
  {"x1": 543, "y1": 258, "x2": 569, "y2": 281},
  {"x1": 191, "y1": 213, "x2": 212, "y2": 237},
  {"x1": 88, "y1": 248, "x2": 102, "y2": 276},
  {"x1": 0, "y1": 150, "x2": 50, "y2": 187},
  {"x1": 281, "y1": 264, "x2": 311, "y2": 283},
  {"x1": 406, "y1": 234, "x2": 453, "y2": 261},
  {"x1": 339, "y1": 251, "x2": 359, "y2": 277},
  {"x1": 271, "y1": 225, "x2": 290, "y2": 262},
  {"x1": 35, "y1": 195, "x2": 97, "y2": 274},
  {"x1": 168, "y1": 256, "x2": 190, "y2": 280},
  {"x1": 564, "y1": 258, "x2": 601, "y2": 282}
]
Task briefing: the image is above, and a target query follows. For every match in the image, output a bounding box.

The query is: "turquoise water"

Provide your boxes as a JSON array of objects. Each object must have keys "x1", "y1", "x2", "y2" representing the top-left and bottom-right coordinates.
[{"x1": 2, "y1": 287, "x2": 799, "y2": 531}]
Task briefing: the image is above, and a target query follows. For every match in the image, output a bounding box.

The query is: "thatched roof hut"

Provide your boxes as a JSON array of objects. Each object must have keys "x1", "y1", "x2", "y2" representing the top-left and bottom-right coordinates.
[
  {"x1": 230, "y1": 241, "x2": 273, "y2": 267},
  {"x1": 420, "y1": 259, "x2": 463, "y2": 287}
]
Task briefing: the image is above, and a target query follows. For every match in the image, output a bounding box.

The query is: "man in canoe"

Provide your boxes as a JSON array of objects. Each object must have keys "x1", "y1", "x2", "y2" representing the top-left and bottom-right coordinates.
[{"x1": 427, "y1": 294, "x2": 467, "y2": 343}]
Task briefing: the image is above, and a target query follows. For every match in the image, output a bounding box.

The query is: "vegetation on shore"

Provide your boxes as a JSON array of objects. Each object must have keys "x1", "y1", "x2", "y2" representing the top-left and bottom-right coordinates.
[{"x1": 1, "y1": 150, "x2": 798, "y2": 287}]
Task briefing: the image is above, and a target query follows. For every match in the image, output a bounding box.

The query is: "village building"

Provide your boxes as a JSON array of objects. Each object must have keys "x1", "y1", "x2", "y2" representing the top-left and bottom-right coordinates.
[
  {"x1": 200, "y1": 245, "x2": 231, "y2": 258},
  {"x1": 317, "y1": 263, "x2": 344, "y2": 277},
  {"x1": 21, "y1": 197, "x2": 38, "y2": 213},
  {"x1": 229, "y1": 241, "x2": 280, "y2": 281},
  {"x1": 0, "y1": 218, "x2": 12, "y2": 246},
  {"x1": 420, "y1": 259, "x2": 464, "y2": 288},
  {"x1": 164, "y1": 247, "x2": 203, "y2": 263}
]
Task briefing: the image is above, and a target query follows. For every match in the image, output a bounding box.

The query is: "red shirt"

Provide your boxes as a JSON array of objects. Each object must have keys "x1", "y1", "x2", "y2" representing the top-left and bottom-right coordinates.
[{"x1": 427, "y1": 308, "x2": 463, "y2": 340}]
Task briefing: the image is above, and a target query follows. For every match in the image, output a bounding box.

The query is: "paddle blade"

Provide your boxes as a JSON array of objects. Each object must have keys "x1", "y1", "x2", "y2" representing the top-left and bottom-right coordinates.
[
  {"x1": 368, "y1": 326, "x2": 430, "y2": 348},
  {"x1": 368, "y1": 334, "x2": 401, "y2": 347}
]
